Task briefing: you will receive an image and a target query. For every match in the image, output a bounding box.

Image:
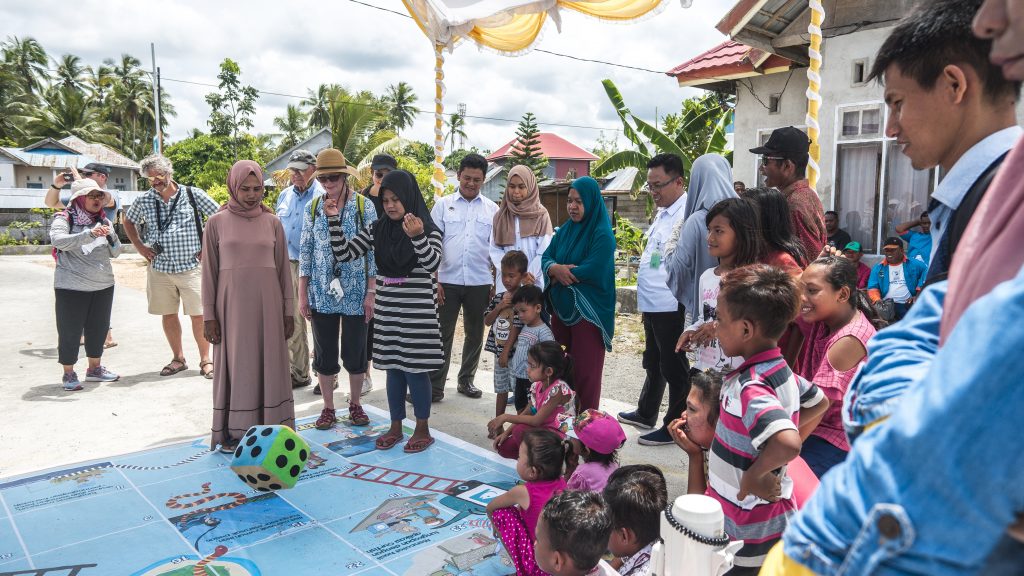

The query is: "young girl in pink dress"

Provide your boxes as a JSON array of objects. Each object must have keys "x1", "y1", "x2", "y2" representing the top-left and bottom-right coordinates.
[{"x1": 488, "y1": 341, "x2": 576, "y2": 460}]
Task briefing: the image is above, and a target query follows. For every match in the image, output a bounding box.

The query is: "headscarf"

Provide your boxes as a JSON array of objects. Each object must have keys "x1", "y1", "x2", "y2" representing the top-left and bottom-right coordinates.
[
  {"x1": 492, "y1": 164, "x2": 554, "y2": 246},
  {"x1": 543, "y1": 176, "x2": 616, "y2": 350},
  {"x1": 941, "y1": 138, "x2": 1024, "y2": 343},
  {"x1": 62, "y1": 196, "x2": 105, "y2": 227},
  {"x1": 224, "y1": 160, "x2": 271, "y2": 217},
  {"x1": 372, "y1": 170, "x2": 440, "y2": 277},
  {"x1": 666, "y1": 154, "x2": 737, "y2": 316}
]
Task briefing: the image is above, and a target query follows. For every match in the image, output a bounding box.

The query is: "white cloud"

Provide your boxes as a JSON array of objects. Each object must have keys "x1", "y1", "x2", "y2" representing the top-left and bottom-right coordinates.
[{"x1": 1, "y1": 0, "x2": 729, "y2": 154}]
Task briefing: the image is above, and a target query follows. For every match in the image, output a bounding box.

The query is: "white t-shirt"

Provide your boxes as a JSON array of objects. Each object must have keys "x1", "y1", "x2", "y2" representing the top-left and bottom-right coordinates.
[
  {"x1": 886, "y1": 264, "x2": 912, "y2": 303},
  {"x1": 637, "y1": 194, "x2": 687, "y2": 313},
  {"x1": 686, "y1": 267, "x2": 743, "y2": 372},
  {"x1": 586, "y1": 559, "x2": 620, "y2": 575}
]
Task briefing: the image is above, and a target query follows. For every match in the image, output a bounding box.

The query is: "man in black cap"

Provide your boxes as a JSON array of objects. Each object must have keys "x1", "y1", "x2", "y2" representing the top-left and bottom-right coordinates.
[
  {"x1": 750, "y1": 126, "x2": 827, "y2": 260},
  {"x1": 357, "y1": 153, "x2": 397, "y2": 390},
  {"x1": 362, "y1": 154, "x2": 397, "y2": 218},
  {"x1": 275, "y1": 149, "x2": 323, "y2": 389}
]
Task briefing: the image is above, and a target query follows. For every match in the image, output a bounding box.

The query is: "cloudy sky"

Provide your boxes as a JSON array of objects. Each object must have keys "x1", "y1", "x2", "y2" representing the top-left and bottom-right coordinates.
[{"x1": 1, "y1": 0, "x2": 731, "y2": 156}]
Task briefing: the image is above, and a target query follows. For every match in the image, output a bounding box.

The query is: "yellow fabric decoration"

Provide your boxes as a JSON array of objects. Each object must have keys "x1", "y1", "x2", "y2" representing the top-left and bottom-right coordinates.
[{"x1": 758, "y1": 542, "x2": 819, "y2": 575}]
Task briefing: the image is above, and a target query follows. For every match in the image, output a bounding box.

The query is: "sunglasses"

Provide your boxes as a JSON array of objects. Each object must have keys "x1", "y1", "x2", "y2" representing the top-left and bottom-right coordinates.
[
  {"x1": 316, "y1": 174, "x2": 344, "y2": 183},
  {"x1": 80, "y1": 170, "x2": 96, "y2": 177},
  {"x1": 761, "y1": 156, "x2": 787, "y2": 165}
]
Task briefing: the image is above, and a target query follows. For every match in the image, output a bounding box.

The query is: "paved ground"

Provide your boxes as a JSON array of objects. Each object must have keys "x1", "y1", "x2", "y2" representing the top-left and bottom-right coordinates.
[{"x1": 0, "y1": 254, "x2": 689, "y2": 495}]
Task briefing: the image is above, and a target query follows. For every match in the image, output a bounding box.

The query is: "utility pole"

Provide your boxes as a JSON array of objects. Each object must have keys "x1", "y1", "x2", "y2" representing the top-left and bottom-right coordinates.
[{"x1": 151, "y1": 43, "x2": 162, "y2": 154}]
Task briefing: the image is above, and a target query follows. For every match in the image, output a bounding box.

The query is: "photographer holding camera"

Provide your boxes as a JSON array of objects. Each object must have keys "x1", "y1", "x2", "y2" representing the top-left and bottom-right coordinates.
[{"x1": 123, "y1": 154, "x2": 220, "y2": 379}]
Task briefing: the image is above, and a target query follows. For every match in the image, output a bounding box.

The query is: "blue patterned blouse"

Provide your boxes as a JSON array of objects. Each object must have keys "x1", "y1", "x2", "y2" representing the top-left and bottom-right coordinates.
[{"x1": 298, "y1": 193, "x2": 377, "y2": 315}]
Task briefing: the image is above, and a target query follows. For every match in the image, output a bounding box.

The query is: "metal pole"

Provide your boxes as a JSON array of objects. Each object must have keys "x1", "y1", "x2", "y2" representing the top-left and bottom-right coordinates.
[{"x1": 151, "y1": 43, "x2": 161, "y2": 154}]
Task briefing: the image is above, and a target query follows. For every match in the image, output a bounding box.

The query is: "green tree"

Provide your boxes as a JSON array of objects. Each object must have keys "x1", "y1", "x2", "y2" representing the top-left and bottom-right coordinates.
[
  {"x1": 444, "y1": 112, "x2": 467, "y2": 156},
  {"x1": 22, "y1": 86, "x2": 119, "y2": 145},
  {"x1": 165, "y1": 131, "x2": 272, "y2": 192},
  {"x1": 272, "y1": 104, "x2": 309, "y2": 154},
  {"x1": 508, "y1": 112, "x2": 548, "y2": 179},
  {"x1": 591, "y1": 130, "x2": 620, "y2": 163},
  {"x1": 0, "y1": 59, "x2": 29, "y2": 144},
  {"x1": 1, "y1": 36, "x2": 48, "y2": 95},
  {"x1": 327, "y1": 86, "x2": 385, "y2": 162},
  {"x1": 382, "y1": 82, "x2": 420, "y2": 135},
  {"x1": 301, "y1": 83, "x2": 336, "y2": 130},
  {"x1": 594, "y1": 79, "x2": 732, "y2": 193},
  {"x1": 443, "y1": 147, "x2": 486, "y2": 172},
  {"x1": 661, "y1": 92, "x2": 735, "y2": 165},
  {"x1": 53, "y1": 54, "x2": 91, "y2": 92},
  {"x1": 205, "y1": 58, "x2": 259, "y2": 157},
  {"x1": 104, "y1": 54, "x2": 175, "y2": 160}
]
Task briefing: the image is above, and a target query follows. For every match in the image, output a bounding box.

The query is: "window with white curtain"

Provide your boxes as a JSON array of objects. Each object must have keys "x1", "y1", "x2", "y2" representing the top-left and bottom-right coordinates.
[
  {"x1": 835, "y1": 142, "x2": 882, "y2": 253},
  {"x1": 882, "y1": 141, "x2": 935, "y2": 239}
]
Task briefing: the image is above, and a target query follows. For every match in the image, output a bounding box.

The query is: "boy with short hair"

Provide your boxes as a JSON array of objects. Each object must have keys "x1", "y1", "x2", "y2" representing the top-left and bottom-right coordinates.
[
  {"x1": 534, "y1": 490, "x2": 617, "y2": 576},
  {"x1": 510, "y1": 285, "x2": 556, "y2": 412},
  {"x1": 603, "y1": 464, "x2": 668, "y2": 576},
  {"x1": 710, "y1": 264, "x2": 826, "y2": 573},
  {"x1": 484, "y1": 250, "x2": 529, "y2": 424}
]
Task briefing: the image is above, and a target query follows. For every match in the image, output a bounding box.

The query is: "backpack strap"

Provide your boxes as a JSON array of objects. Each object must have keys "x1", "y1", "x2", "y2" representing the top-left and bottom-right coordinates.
[
  {"x1": 184, "y1": 186, "x2": 203, "y2": 245},
  {"x1": 310, "y1": 194, "x2": 322, "y2": 222}
]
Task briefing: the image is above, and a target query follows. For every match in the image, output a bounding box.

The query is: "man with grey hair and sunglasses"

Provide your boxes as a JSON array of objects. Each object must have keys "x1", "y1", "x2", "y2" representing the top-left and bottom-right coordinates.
[{"x1": 124, "y1": 154, "x2": 220, "y2": 380}]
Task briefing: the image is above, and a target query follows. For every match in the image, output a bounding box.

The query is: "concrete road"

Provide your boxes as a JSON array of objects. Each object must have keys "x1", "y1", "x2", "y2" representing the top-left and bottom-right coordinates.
[{"x1": 0, "y1": 255, "x2": 689, "y2": 495}]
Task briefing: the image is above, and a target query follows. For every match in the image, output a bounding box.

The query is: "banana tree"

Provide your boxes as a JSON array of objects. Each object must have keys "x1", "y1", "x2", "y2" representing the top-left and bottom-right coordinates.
[{"x1": 594, "y1": 79, "x2": 733, "y2": 196}]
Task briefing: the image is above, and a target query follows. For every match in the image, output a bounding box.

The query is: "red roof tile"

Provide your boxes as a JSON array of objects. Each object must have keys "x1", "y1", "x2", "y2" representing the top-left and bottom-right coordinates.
[
  {"x1": 667, "y1": 40, "x2": 793, "y2": 86},
  {"x1": 487, "y1": 132, "x2": 598, "y2": 162}
]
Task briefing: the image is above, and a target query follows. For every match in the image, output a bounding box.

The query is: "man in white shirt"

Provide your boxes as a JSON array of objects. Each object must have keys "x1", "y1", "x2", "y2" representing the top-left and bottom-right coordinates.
[
  {"x1": 617, "y1": 154, "x2": 691, "y2": 446},
  {"x1": 429, "y1": 153, "x2": 499, "y2": 401}
]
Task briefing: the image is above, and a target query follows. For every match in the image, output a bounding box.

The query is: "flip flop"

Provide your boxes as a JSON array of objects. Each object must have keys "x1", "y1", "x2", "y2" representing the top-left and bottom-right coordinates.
[
  {"x1": 403, "y1": 437, "x2": 435, "y2": 454},
  {"x1": 375, "y1": 432, "x2": 404, "y2": 450},
  {"x1": 160, "y1": 357, "x2": 188, "y2": 377},
  {"x1": 104, "y1": 341, "x2": 118, "y2": 349}
]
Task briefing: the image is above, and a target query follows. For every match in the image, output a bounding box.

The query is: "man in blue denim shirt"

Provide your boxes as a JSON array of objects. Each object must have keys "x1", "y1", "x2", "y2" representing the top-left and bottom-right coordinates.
[
  {"x1": 276, "y1": 150, "x2": 322, "y2": 388},
  {"x1": 764, "y1": 0, "x2": 1024, "y2": 573}
]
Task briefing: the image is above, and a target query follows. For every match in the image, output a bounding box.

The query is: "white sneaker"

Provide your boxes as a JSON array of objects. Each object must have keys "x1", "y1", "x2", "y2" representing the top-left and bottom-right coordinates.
[{"x1": 360, "y1": 374, "x2": 373, "y2": 397}]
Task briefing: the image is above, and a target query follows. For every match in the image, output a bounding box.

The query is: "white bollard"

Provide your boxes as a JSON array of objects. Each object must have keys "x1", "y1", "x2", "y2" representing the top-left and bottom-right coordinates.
[{"x1": 649, "y1": 494, "x2": 743, "y2": 576}]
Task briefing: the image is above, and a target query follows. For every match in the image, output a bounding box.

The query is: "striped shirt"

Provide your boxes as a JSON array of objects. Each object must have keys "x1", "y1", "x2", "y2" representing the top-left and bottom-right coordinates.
[
  {"x1": 707, "y1": 348, "x2": 824, "y2": 569},
  {"x1": 327, "y1": 215, "x2": 444, "y2": 373}
]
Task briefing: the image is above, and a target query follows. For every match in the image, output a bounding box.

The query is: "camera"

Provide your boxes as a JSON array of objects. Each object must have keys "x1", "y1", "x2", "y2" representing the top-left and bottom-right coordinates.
[
  {"x1": 150, "y1": 242, "x2": 164, "y2": 256},
  {"x1": 62, "y1": 173, "x2": 73, "y2": 182}
]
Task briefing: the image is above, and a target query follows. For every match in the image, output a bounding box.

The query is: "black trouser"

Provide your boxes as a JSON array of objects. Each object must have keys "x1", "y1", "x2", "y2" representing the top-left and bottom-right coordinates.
[
  {"x1": 310, "y1": 312, "x2": 368, "y2": 376},
  {"x1": 430, "y1": 283, "x2": 491, "y2": 395},
  {"x1": 55, "y1": 286, "x2": 114, "y2": 366},
  {"x1": 514, "y1": 378, "x2": 531, "y2": 413},
  {"x1": 634, "y1": 308, "x2": 690, "y2": 429}
]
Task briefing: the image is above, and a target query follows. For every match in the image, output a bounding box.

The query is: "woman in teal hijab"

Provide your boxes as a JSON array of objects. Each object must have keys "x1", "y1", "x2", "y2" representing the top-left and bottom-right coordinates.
[{"x1": 541, "y1": 176, "x2": 616, "y2": 411}]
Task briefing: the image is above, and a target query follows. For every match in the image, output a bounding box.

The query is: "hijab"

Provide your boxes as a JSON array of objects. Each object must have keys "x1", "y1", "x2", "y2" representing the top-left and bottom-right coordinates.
[
  {"x1": 941, "y1": 139, "x2": 1024, "y2": 343},
  {"x1": 224, "y1": 160, "x2": 271, "y2": 217},
  {"x1": 666, "y1": 154, "x2": 737, "y2": 316},
  {"x1": 492, "y1": 165, "x2": 554, "y2": 246},
  {"x1": 543, "y1": 176, "x2": 616, "y2": 349},
  {"x1": 64, "y1": 196, "x2": 105, "y2": 227},
  {"x1": 372, "y1": 170, "x2": 440, "y2": 277}
]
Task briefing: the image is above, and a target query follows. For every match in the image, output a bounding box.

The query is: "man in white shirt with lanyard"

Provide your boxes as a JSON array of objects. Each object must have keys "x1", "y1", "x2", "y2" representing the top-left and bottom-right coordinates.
[
  {"x1": 429, "y1": 153, "x2": 499, "y2": 401},
  {"x1": 618, "y1": 154, "x2": 691, "y2": 446}
]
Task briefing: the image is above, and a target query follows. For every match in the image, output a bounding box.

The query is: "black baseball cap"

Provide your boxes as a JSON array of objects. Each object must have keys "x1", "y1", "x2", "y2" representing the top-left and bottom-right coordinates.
[
  {"x1": 370, "y1": 154, "x2": 398, "y2": 171},
  {"x1": 287, "y1": 150, "x2": 316, "y2": 170},
  {"x1": 81, "y1": 163, "x2": 111, "y2": 175},
  {"x1": 882, "y1": 236, "x2": 904, "y2": 249},
  {"x1": 750, "y1": 126, "x2": 811, "y2": 160}
]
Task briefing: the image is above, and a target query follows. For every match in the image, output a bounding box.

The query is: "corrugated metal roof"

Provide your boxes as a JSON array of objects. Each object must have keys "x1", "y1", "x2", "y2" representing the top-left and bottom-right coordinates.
[
  {"x1": 0, "y1": 148, "x2": 99, "y2": 169},
  {"x1": 0, "y1": 188, "x2": 143, "y2": 210},
  {"x1": 602, "y1": 167, "x2": 640, "y2": 193},
  {"x1": 667, "y1": 40, "x2": 794, "y2": 87},
  {"x1": 58, "y1": 136, "x2": 139, "y2": 169}
]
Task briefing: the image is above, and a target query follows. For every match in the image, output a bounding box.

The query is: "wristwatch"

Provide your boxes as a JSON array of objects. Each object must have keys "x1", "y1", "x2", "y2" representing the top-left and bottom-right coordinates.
[{"x1": 50, "y1": 184, "x2": 61, "y2": 190}]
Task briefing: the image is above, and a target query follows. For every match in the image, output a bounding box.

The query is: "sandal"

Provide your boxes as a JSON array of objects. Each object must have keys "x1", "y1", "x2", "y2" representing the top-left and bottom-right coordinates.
[
  {"x1": 104, "y1": 340, "x2": 118, "y2": 349},
  {"x1": 375, "y1": 432, "x2": 404, "y2": 450},
  {"x1": 200, "y1": 361, "x2": 214, "y2": 380},
  {"x1": 403, "y1": 437, "x2": 435, "y2": 454},
  {"x1": 160, "y1": 357, "x2": 188, "y2": 377}
]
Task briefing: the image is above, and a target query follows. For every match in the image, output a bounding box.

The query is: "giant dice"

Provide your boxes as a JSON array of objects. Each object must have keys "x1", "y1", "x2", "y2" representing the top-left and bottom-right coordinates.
[{"x1": 230, "y1": 425, "x2": 310, "y2": 491}]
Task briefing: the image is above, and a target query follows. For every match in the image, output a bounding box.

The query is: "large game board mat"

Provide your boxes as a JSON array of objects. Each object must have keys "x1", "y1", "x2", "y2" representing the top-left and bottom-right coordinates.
[{"x1": 0, "y1": 405, "x2": 519, "y2": 576}]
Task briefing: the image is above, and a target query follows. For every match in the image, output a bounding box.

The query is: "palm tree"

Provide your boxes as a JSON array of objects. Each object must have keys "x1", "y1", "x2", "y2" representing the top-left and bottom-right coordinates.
[
  {"x1": 54, "y1": 54, "x2": 91, "y2": 92},
  {"x1": 0, "y1": 61, "x2": 28, "y2": 144},
  {"x1": 273, "y1": 104, "x2": 309, "y2": 154},
  {"x1": 301, "y1": 83, "x2": 338, "y2": 130},
  {"x1": 23, "y1": 86, "x2": 119, "y2": 146},
  {"x1": 1, "y1": 36, "x2": 48, "y2": 95},
  {"x1": 444, "y1": 113, "x2": 467, "y2": 155},
  {"x1": 382, "y1": 82, "x2": 420, "y2": 135},
  {"x1": 85, "y1": 62, "x2": 114, "y2": 107}
]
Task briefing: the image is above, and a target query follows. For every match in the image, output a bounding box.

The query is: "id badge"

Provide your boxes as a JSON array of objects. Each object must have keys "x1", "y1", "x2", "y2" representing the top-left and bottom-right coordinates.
[{"x1": 650, "y1": 248, "x2": 662, "y2": 269}]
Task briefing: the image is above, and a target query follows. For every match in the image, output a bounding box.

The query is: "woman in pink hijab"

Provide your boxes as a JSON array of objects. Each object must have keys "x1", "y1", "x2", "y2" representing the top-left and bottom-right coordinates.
[{"x1": 202, "y1": 160, "x2": 296, "y2": 453}]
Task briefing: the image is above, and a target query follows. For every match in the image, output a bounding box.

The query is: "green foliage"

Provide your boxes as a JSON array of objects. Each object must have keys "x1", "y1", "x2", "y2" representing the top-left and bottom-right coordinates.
[
  {"x1": 165, "y1": 132, "x2": 272, "y2": 191},
  {"x1": 29, "y1": 207, "x2": 56, "y2": 217},
  {"x1": 382, "y1": 82, "x2": 420, "y2": 135},
  {"x1": 443, "y1": 147, "x2": 486, "y2": 172},
  {"x1": 615, "y1": 275, "x2": 637, "y2": 287},
  {"x1": 591, "y1": 130, "x2": 620, "y2": 163},
  {"x1": 272, "y1": 104, "x2": 309, "y2": 155},
  {"x1": 613, "y1": 215, "x2": 647, "y2": 258},
  {"x1": 8, "y1": 220, "x2": 41, "y2": 230},
  {"x1": 403, "y1": 141, "x2": 435, "y2": 165},
  {"x1": 509, "y1": 112, "x2": 548, "y2": 179},
  {"x1": 444, "y1": 113, "x2": 467, "y2": 156},
  {"x1": 396, "y1": 156, "x2": 451, "y2": 210},
  {"x1": 205, "y1": 58, "x2": 259, "y2": 157},
  {"x1": 594, "y1": 79, "x2": 733, "y2": 193}
]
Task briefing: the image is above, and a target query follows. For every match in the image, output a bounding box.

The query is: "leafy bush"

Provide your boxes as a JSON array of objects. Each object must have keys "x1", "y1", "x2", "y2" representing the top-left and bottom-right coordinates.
[{"x1": 613, "y1": 215, "x2": 646, "y2": 258}]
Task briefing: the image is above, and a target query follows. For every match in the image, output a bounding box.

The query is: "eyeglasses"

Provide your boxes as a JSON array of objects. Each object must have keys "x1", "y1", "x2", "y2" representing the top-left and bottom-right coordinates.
[
  {"x1": 86, "y1": 192, "x2": 105, "y2": 200},
  {"x1": 761, "y1": 156, "x2": 787, "y2": 166},
  {"x1": 647, "y1": 178, "x2": 679, "y2": 191},
  {"x1": 80, "y1": 171, "x2": 96, "y2": 177},
  {"x1": 316, "y1": 174, "x2": 344, "y2": 183}
]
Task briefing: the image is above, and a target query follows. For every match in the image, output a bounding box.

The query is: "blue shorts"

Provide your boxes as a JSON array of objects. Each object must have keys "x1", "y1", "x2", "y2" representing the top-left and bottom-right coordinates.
[{"x1": 493, "y1": 362, "x2": 515, "y2": 394}]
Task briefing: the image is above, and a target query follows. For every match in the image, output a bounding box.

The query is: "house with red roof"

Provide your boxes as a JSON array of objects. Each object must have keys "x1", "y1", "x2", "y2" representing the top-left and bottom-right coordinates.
[
  {"x1": 668, "y1": 0, "x2": 939, "y2": 255},
  {"x1": 486, "y1": 132, "x2": 597, "y2": 182}
]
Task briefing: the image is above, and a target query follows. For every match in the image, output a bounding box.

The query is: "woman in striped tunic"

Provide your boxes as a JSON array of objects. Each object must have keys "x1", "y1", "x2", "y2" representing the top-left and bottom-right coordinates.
[{"x1": 326, "y1": 170, "x2": 443, "y2": 453}]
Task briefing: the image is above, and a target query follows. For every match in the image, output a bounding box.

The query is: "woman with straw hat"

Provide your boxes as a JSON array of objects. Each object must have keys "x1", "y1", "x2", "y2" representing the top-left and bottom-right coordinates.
[{"x1": 49, "y1": 178, "x2": 123, "y2": 391}]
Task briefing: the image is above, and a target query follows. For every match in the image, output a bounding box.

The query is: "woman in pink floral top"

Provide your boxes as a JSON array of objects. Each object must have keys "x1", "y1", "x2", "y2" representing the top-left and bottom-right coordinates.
[{"x1": 488, "y1": 341, "x2": 576, "y2": 459}]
